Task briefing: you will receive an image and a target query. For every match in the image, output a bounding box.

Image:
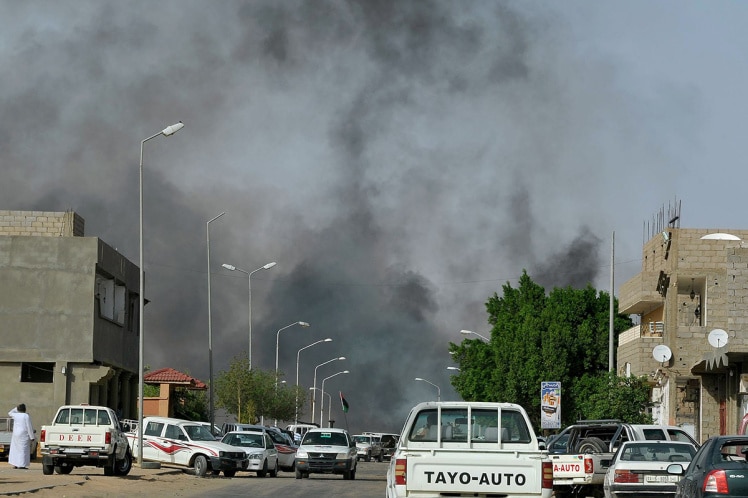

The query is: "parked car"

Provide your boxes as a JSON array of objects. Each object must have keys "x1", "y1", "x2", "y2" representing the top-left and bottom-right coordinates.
[
  {"x1": 0, "y1": 417, "x2": 37, "y2": 461},
  {"x1": 221, "y1": 430, "x2": 278, "y2": 477},
  {"x1": 126, "y1": 416, "x2": 248, "y2": 477},
  {"x1": 672, "y1": 435, "x2": 748, "y2": 497},
  {"x1": 294, "y1": 427, "x2": 357, "y2": 480},
  {"x1": 219, "y1": 423, "x2": 297, "y2": 471},
  {"x1": 603, "y1": 440, "x2": 697, "y2": 498},
  {"x1": 353, "y1": 434, "x2": 383, "y2": 462}
]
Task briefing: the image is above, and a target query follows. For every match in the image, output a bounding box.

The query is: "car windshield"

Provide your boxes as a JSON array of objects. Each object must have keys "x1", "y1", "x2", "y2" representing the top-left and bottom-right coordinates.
[
  {"x1": 353, "y1": 436, "x2": 371, "y2": 444},
  {"x1": 184, "y1": 424, "x2": 218, "y2": 441},
  {"x1": 224, "y1": 433, "x2": 265, "y2": 448},
  {"x1": 303, "y1": 431, "x2": 348, "y2": 446}
]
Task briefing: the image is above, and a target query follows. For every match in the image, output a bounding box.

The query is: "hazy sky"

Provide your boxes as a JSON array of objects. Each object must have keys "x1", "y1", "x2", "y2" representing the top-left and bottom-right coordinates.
[{"x1": 3, "y1": 1, "x2": 748, "y2": 432}]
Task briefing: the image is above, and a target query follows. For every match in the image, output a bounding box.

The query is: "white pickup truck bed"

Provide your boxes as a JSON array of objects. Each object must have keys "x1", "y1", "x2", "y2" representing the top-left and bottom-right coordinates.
[{"x1": 386, "y1": 401, "x2": 552, "y2": 498}]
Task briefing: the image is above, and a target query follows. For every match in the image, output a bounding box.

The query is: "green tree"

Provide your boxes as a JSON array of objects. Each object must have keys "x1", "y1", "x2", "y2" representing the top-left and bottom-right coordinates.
[
  {"x1": 571, "y1": 371, "x2": 652, "y2": 423},
  {"x1": 214, "y1": 354, "x2": 305, "y2": 424},
  {"x1": 449, "y1": 271, "x2": 636, "y2": 428}
]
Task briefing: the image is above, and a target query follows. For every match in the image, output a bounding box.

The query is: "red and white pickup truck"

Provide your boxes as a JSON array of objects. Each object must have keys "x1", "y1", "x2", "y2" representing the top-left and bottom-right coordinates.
[
  {"x1": 386, "y1": 401, "x2": 553, "y2": 498},
  {"x1": 39, "y1": 404, "x2": 132, "y2": 476}
]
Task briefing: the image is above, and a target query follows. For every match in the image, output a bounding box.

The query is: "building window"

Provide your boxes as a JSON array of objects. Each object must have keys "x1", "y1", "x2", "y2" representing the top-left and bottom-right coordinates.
[{"x1": 20, "y1": 362, "x2": 54, "y2": 383}]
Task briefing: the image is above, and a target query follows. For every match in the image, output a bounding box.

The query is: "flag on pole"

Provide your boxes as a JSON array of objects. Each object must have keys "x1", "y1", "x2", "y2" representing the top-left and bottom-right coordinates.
[{"x1": 340, "y1": 391, "x2": 349, "y2": 413}]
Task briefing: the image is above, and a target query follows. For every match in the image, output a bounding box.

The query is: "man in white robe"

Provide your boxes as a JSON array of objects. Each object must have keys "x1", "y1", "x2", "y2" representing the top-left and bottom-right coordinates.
[{"x1": 8, "y1": 404, "x2": 34, "y2": 469}]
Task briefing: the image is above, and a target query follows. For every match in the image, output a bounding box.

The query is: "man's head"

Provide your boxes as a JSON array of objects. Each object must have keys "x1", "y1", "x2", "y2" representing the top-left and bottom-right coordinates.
[{"x1": 17, "y1": 404, "x2": 26, "y2": 413}]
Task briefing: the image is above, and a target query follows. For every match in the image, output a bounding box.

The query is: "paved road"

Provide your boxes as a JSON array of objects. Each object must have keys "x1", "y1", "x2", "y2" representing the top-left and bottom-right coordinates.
[{"x1": 194, "y1": 460, "x2": 388, "y2": 498}]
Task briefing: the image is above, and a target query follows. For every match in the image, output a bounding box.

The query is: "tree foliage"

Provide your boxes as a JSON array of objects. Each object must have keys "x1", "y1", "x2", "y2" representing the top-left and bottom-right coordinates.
[
  {"x1": 214, "y1": 354, "x2": 305, "y2": 424},
  {"x1": 449, "y1": 271, "x2": 640, "y2": 428}
]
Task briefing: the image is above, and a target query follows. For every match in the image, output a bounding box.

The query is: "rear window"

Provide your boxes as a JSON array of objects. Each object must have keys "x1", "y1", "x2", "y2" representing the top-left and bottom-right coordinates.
[{"x1": 408, "y1": 408, "x2": 531, "y2": 443}]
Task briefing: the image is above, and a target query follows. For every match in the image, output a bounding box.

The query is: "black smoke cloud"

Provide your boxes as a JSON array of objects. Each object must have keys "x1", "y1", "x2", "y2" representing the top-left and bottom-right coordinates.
[{"x1": 1, "y1": 1, "x2": 628, "y2": 432}]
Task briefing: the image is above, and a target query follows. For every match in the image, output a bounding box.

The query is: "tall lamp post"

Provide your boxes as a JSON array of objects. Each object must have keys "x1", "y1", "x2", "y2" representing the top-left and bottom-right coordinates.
[
  {"x1": 321, "y1": 370, "x2": 349, "y2": 427},
  {"x1": 460, "y1": 329, "x2": 490, "y2": 342},
  {"x1": 221, "y1": 261, "x2": 277, "y2": 370},
  {"x1": 275, "y1": 321, "x2": 310, "y2": 385},
  {"x1": 312, "y1": 356, "x2": 346, "y2": 425},
  {"x1": 137, "y1": 121, "x2": 184, "y2": 467},
  {"x1": 447, "y1": 366, "x2": 461, "y2": 372},
  {"x1": 309, "y1": 387, "x2": 332, "y2": 427},
  {"x1": 415, "y1": 377, "x2": 441, "y2": 401},
  {"x1": 295, "y1": 338, "x2": 332, "y2": 424},
  {"x1": 206, "y1": 212, "x2": 226, "y2": 437}
]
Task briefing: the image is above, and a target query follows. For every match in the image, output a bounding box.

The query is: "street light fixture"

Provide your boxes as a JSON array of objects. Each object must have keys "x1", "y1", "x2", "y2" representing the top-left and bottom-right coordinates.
[
  {"x1": 460, "y1": 329, "x2": 490, "y2": 342},
  {"x1": 295, "y1": 338, "x2": 332, "y2": 424},
  {"x1": 309, "y1": 387, "x2": 332, "y2": 427},
  {"x1": 206, "y1": 212, "x2": 226, "y2": 437},
  {"x1": 275, "y1": 321, "x2": 311, "y2": 385},
  {"x1": 221, "y1": 261, "x2": 277, "y2": 369},
  {"x1": 415, "y1": 377, "x2": 441, "y2": 402},
  {"x1": 447, "y1": 366, "x2": 461, "y2": 372},
  {"x1": 321, "y1": 370, "x2": 349, "y2": 427},
  {"x1": 311, "y1": 356, "x2": 346, "y2": 425},
  {"x1": 137, "y1": 121, "x2": 184, "y2": 467}
]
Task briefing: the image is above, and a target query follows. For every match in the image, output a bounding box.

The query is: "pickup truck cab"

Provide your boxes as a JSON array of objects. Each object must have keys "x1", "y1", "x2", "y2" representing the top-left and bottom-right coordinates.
[
  {"x1": 549, "y1": 420, "x2": 699, "y2": 498},
  {"x1": 39, "y1": 404, "x2": 131, "y2": 476},
  {"x1": 353, "y1": 434, "x2": 383, "y2": 462},
  {"x1": 386, "y1": 401, "x2": 553, "y2": 498},
  {"x1": 127, "y1": 416, "x2": 248, "y2": 477}
]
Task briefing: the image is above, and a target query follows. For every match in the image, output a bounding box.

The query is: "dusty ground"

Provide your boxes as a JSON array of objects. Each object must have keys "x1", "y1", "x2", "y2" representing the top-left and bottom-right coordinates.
[{"x1": 0, "y1": 461, "x2": 237, "y2": 497}]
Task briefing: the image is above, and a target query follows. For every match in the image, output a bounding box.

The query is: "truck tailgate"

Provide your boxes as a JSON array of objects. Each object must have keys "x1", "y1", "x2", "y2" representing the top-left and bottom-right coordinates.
[
  {"x1": 407, "y1": 451, "x2": 545, "y2": 495},
  {"x1": 550, "y1": 454, "x2": 588, "y2": 479},
  {"x1": 44, "y1": 426, "x2": 108, "y2": 448}
]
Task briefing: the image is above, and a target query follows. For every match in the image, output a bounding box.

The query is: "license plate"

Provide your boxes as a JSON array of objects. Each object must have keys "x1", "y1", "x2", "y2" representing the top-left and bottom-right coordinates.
[{"x1": 645, "y1": 475, "x2": 680, "y2": 483}]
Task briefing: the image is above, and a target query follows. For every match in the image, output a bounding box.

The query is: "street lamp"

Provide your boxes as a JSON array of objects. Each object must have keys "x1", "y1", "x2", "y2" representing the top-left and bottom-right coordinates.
[
  {"x1": 415, "y1": 377, "x2": 441, "y2": 402},
  {"x1": 221, "y1": 261, "x2": 277, "y2": 370},
  {"x1": 321, "y1": 370, "x2": 349, "y2": 427},
  {"x1": 137, "y1": 121, "x2": 184, "y2": 467},
  {"x1": 447, "y1": 366, "x2": 461, "y2": 372},
  {"x1": 206, "y1": 212, "x2": 226, "y2": 437},
  {"x1": 309, "y1": 387, "x2": 332, "y2": 427},
  {"x1": 295, "y1": 338, "x2": 332, "y2": 424},
  {"x1": 460, "y1": 329, "x2": 490, "y2": 342},
  {"x1": 275, "y1": 321, "x2": 310, "y2": 385},
  {"x1": 312, "y1": 356, "x2": 346, "y2": 425}
]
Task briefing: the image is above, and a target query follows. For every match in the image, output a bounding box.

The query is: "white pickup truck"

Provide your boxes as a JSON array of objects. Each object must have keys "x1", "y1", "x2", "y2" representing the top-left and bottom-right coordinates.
[
  {"x1": 39, "y1": 404, "x2": 132, "y2": 476},
  {"x1": 386, "y1": 401, "x2": 553, "y2": 498},
  {"x1": 126, "y1": 416, "x2": 248, "y2": 477},
  {"x1": 549, "y1": 420, "x2": 699, "y2": 498}
]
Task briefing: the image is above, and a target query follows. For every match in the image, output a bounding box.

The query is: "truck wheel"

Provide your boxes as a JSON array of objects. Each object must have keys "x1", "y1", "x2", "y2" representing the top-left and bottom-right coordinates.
[
  {"x1": 104, "y1": 455, "x2": 116, "y2": 476},
  {"x1": 114, "y1": 448, "x2": 132, "y2": 476},
  {"x1": 269, "y1": 458, "x2": 278, "y2": 477},
  {"x1": 553, "y1": 489, "x2": 572, "y2": 498},
  {"x1": 193, "y1": 455, "x2": 209, "y2": 477},
  {"x1": 55, "y1": 464, "x2": 74, "y2": 475},
  {"x1": 42, "y1": 463, "x2": 54, "y2": 475},
  {"x1": 257, "y1": 460, "x2": 268, "y2": 477},
  {"x1": 377, "y1": 452, "x2": 383, "y2": 462},
  {"x1": 574, "y1": 436, "x2": 607, "y2": 453},
  {"x1": 365, "y1": 452, "x2": 371, "y2": 462},
  {"x1": 295, "y1": 467, "x2": 303, "y2": 479}
]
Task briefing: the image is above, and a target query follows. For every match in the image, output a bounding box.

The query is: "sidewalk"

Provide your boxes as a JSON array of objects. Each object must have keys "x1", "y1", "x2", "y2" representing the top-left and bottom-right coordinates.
[{"x1": 0, "y1": 461, "x2": 179, "y2": 496}]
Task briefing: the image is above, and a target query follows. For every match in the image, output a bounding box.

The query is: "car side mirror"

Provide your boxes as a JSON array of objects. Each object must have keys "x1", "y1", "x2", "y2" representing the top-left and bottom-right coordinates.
[{"x1": 666, "y1": 463, "x2": 684, "y2": 475}]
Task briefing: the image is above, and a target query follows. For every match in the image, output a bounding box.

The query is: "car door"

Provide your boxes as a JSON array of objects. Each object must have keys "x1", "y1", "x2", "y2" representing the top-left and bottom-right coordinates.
[
  {"x1": 265, "y1": 434, "x2": 278, "y2": 468},
  {"x1": 142, "y1": 421, "x2": 165, "y2": 462}
]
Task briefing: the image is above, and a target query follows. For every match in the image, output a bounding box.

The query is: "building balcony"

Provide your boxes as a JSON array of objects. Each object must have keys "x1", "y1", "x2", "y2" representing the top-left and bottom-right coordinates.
[{"x1": 619, "y1": 271, "x2": 664, "y2": 315}]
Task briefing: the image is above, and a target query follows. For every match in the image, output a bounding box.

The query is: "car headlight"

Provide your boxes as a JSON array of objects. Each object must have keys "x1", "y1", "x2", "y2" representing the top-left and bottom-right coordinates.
[
  {"x1": 296, "y1": 450, "x2": 308, "y2": 458},
  {"x1": 336, "y1": 452, "x2": 349, "y2": 459},
  {"x1": 248, "y1": 453, "x2": 263, "y2": 460}
]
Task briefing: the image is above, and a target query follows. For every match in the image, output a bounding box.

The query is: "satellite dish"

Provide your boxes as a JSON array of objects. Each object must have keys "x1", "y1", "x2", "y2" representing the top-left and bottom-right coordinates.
[
  {"x1": 652, "y1": 345, "x2": 672, "y2": 363},
  {"x1": 700, "y1": 233, "x2": 741, "y2": 241},
  {"x1": 708, "y1": 329, "x2": 729, "y2": 348}
]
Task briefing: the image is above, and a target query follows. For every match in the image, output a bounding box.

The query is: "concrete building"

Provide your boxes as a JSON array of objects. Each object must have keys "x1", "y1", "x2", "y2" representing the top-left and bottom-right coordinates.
[
  {"x1": 618, "y1": 226, "x2": 748, "y2": 442},
  {"x1": 0, "y1": 210, "x2": 140, "y2": 426}
]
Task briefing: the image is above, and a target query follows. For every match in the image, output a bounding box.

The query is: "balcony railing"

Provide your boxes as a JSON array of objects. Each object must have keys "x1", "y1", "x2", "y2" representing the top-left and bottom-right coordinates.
[{"x1": 619, "y1": 322, "x2": 664, "y2": 346}]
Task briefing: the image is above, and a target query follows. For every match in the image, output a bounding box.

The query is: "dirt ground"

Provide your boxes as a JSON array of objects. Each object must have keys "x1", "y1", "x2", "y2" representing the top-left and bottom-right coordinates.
[{"x1": 0, "y1": 461, "x2": 237, "y2": 497}]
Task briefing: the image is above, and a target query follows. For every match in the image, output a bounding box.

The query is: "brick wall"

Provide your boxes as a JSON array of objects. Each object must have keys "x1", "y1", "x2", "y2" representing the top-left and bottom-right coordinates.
[{"x1": 0, "y1": 210, "x2": 84, "y2": 236}]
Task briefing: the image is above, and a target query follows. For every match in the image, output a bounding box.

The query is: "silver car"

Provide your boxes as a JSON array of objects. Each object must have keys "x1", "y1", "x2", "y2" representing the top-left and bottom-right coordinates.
[
  {"x1": 603, "y1": 440, "x2": 697, "y2": 498},
  {"x1": 221, "y1": 430, "x2": 279, "y2": 477}
]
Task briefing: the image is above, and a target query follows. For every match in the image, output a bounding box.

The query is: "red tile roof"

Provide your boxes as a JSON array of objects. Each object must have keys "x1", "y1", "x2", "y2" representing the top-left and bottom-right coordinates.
[{"x1": 144, "y1": 367, "x2": 207, "y2": 389}]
